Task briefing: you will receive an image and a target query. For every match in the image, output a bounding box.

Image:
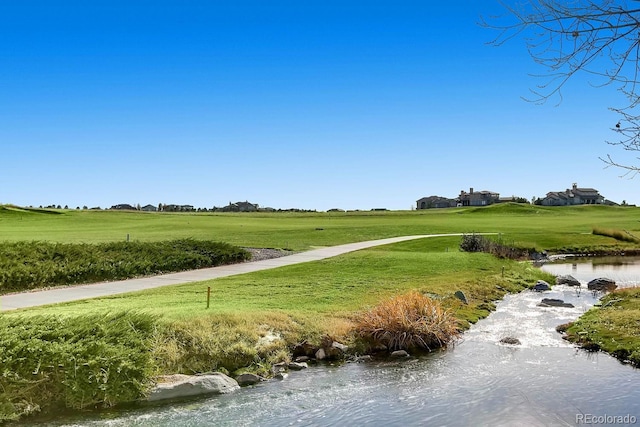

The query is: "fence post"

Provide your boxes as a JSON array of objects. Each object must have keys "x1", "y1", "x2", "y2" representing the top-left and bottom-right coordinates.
[{"x1": 206, "y1": 286, "x2": 211, "y2": 309}]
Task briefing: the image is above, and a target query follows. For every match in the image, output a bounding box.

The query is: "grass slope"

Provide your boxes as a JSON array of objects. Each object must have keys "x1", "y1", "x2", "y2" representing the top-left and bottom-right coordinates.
[
  {"x1": 564, "y1": 287, "x2": 640, "y2": 367},
  {"x1": 1, "y1": 204, "x2": 639, "y2": 422},
  {"x1": 1, "y1": 204, "x2": 639, "y2": 251}
]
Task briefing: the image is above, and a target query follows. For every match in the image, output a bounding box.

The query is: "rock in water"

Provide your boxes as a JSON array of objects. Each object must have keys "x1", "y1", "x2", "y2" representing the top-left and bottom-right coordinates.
[
  {"x1": 148, "y1": 373, "x2": 240, "y2": 401},
  {"x1": 533, "y1": 280, "x2": 551, "y2": 292},
  {"x1": 236, "y1": 373, "x2": 263, "y2": 387},
  {"x1": 587, "y1": 277, "x2": 617, "y2": 292},
  {"x1": 288, "y1": 362, "x2": 308, "y2": 371},
  {"x1": 499, "y1": 337, "x2": 521, "y2": 345},
  {"x1": 556, "y1": 275, "x2": 581, "y2": 287},
  {"x1": 538, "y1": 298, "x2": 574, "y2": 308}
]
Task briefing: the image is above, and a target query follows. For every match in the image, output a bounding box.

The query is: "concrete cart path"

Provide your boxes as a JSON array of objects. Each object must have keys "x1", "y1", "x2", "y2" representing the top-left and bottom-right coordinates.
[{"x1": 0, "y1": 234, "x2": 464, "y2": 312}]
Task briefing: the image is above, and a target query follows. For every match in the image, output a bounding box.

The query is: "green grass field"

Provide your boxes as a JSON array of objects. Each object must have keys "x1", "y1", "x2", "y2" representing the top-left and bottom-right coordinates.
[
  {"x1": 1, "y1": 203, "x2": 639, "y2": 422},
  {"x1": 1, "y1": 203, "x2": 638, "y2": 250}
]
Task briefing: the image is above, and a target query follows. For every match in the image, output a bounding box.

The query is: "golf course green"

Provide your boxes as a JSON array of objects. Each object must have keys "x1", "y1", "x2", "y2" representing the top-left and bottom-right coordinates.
[{"x1": 0, "y1": 203, "x2": 638, "y2": 423}]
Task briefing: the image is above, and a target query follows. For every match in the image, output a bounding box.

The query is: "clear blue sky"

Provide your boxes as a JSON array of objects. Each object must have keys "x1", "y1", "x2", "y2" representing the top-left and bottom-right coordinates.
[{"x1": 1, "y1": 1, "x2": 636, "y2": 210}]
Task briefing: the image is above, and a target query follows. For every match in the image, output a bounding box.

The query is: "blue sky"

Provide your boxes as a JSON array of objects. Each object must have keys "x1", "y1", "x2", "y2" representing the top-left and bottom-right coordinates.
[{"x1": 1, "y1": 1, "x2": 636, "y2": 210}]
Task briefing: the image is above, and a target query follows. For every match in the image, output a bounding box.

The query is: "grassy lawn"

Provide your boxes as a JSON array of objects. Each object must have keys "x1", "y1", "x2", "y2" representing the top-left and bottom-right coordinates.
[
  {"x1": 4, "y1": 236, "x2": 552, "y2": 390},
  {"x1": 13, "y1": 237, "x2": 542, "y2": 322},
  {"x1": 563, "y1": 287, "x2": 640, "y2": 367},
  {"x1": 1, "y1": 203, "x2": 639, "y2": 251},
  {"x1": 1, "y1": 203, "x2": 639, "y2": 422}
]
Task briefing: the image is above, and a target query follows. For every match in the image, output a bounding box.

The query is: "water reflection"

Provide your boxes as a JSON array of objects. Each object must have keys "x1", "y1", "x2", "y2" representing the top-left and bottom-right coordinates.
[{"x1": 540, "y1": 256, "x2": 640, "y2": 288}]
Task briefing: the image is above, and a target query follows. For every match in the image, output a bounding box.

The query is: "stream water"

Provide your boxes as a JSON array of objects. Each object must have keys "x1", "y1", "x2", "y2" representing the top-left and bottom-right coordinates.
[{"x1": 32, "y1": 258, "x2": 640, "y2": 426}]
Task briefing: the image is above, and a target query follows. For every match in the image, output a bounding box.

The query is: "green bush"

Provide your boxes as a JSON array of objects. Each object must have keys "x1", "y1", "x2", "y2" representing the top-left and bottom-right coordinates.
[
  {"x1": 0, "y1": 312, "x2": 158, "y2": 422},
  {"x1": 459, "y1": 234, "x2": 534, "y2": 260},
  {"x1": 0, "y1": 239, "x2": 250, "y2": 294}
]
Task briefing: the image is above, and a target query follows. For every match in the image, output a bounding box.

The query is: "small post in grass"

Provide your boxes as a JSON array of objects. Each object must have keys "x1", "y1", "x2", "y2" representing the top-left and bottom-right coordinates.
[
  {"x1": 206, "y1": 286, "x2": 211, "y2": 309},
  {"x1": 502, "y1": 266, "x2": 505, "y2": 277},
  {"x1": 126, "y1": 233, "x2": 130, "y2": 242}
]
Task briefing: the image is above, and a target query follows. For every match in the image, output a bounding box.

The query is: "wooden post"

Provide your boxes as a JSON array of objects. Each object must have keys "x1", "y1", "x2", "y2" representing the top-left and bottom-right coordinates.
[
  {"x1": 502, "y1": 266, "x2": 505, "y2": 277},
  {"x1": 206, "y1": 286, "x2": 211, "y2": 309},
  {"x1": 126, "y1": 234, "x2": 130, "y2": 242}
]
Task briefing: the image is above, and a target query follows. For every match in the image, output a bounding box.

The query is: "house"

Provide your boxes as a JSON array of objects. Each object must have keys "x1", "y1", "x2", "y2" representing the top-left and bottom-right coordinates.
[
  {"x1": 458, "y1": 188, "x2": 499, "y2": 207},
  {"x1": 540, "y1": 183, "x2": 605, "y2": 206},
  {"x1": 141, "y1": 204, "x2": 157, "y2": 212},
  {"x1": 162, "y1": 204, "x2": 195, "y2": 212},
  {"x1": 416, "y1": 196, "x2": 457, "y2": 209},
  {"x1": 222, "y1": 201, "x2": 259, "y2": 212},
  {"x1": 110, "y1": 204, "x2": 136, "y2": 210}
]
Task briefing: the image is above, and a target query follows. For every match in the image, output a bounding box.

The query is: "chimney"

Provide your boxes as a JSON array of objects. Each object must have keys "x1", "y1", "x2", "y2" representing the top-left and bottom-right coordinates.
[
  {"x1": 470, "y1": 187, "x2": 474, "y2": 194},
  {"x1": 572, "y1": 183, "x2": 577, "y2": 190}
]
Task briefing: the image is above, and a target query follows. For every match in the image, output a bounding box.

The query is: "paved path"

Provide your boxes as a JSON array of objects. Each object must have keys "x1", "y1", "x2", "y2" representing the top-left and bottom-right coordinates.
[{"x1": 0, "y1": 234, "x2": 463, "y2": 311}]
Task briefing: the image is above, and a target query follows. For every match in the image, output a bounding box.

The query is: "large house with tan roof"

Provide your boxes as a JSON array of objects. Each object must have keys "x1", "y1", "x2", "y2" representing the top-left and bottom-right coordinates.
[{"x1": 539, "y1": 183, "x2": 604, "y2": 206}]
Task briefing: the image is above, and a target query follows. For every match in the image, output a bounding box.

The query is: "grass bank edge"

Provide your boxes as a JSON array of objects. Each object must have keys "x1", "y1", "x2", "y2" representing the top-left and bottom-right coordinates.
[
  {"x1": 0, "y1": 244, "x2": 552, "y2": 422},
  {"x1": 560, "y1": 287, "x2": 640, "y2": 368}
]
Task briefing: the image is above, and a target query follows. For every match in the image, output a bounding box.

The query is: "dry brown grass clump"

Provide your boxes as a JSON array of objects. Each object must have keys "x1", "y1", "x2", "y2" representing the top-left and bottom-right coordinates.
[{"x1": 353, "y1": 290, "x2": 460, "y2": 351}]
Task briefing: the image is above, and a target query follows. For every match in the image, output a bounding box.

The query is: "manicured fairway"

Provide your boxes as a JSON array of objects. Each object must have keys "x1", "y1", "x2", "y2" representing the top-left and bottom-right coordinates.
[{"x1": 1, "y1": 204, "x2": 638, "y2": 251}]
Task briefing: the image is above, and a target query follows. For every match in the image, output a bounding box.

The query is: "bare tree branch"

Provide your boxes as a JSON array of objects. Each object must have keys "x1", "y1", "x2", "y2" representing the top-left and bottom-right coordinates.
[{"x1": 483, "y1": 1, "x2": 640, "y2": 173}]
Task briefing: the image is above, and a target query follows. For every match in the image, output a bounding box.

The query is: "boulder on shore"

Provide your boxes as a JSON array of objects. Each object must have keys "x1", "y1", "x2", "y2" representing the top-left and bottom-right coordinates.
[
  {"x1": 587, "y1": 277, "x2": 617, "y2": 292},
  {"x1": 292, "y1": 340, "x2": 317, "y2": 357},
  {"x1": 556, "y1": 275, "x2": 581, "y2": 287},
  {"x1": 288, "y1": 361, "x2": 308, "y2": 371},
  {"x1": 148, "y1": 373, "x2": 239, "y2": 401}
]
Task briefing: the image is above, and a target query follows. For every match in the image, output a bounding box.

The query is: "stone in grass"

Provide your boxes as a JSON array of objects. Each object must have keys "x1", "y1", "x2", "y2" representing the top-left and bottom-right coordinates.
[{"x1": 454, "y1": 290, "x2": 468, "y2": 304}]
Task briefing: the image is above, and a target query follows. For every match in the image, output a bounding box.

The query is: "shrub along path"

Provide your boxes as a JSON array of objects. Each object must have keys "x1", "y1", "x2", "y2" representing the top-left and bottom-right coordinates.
[{"x1": 1, "y1": 234, "x2": 466, "y2": 311}]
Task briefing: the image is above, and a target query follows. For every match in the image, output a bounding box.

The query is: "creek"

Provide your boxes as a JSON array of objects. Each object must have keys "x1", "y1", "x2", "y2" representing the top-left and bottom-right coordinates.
[{"x1": 32, "y1": 257, "x2": 640, "y2": 426}]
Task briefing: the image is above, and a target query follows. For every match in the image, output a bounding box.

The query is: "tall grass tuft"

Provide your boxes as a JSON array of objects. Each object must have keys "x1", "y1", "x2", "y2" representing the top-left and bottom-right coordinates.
[
  {"x1": 592, "y1": 227, "x2": 640, "y2": 243},
  {"x1": 353, "y1": 290, "x2": 460, "y2": 351}
]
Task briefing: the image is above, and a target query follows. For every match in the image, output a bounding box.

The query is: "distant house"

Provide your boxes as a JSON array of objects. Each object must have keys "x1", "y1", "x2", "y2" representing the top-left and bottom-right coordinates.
[
  {"x1": 162, "y1": 204, "x2": 195, "y2": 212},
  {"x1": 141, "y1": 204, "x2": 157, "y2": 212},
  {"x1": 416, "y1": 196, "x2": 457, "y2": 210},
  {"x1": 458, "y1": 188, "x2": 499, "y2": 207},
  {"x1": 110, "y1": 204, "x2": 136, "y2": 211},
  {"x1": 222, "y1": 201, "x2": 259, "y2": 212},
  {"x1": 540, "y1": 183, "x2": 605, "y2": 206}
]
